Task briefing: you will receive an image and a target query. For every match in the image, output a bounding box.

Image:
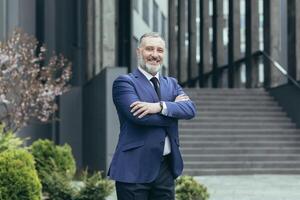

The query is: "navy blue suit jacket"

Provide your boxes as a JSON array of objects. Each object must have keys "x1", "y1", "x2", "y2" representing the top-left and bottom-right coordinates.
[{"x1": 108, "y1": 69, "x2": 196, "y2": 183}]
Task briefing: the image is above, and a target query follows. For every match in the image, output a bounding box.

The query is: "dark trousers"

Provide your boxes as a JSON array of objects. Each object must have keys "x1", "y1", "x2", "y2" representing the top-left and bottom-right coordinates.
[{"x1": 115, "y1": 156, "x2": 175, "y2": 200}]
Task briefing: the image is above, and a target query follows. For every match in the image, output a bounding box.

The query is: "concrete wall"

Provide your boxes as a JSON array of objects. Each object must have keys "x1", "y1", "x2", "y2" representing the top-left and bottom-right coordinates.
[
  {"x1": 59, "y1": 87, "x2": 83, "y2": 169},
  {"x1": 83, "y1": 67, "x2": 127, "y2": 173},
  {"x1": 268, "y1": 84, "x2": 300, "y2": 128}
]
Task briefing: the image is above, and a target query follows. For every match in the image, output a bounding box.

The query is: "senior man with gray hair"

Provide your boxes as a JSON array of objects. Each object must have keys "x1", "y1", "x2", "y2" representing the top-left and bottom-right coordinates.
[{"x1": 108, "y1": 32, "x2": 196, "y2": 200}]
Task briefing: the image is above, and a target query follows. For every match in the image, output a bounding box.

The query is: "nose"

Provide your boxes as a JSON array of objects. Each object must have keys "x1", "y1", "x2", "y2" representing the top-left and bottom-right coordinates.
[{"x1": 151, "y1": 50, "x2": 159, "y2": 57}]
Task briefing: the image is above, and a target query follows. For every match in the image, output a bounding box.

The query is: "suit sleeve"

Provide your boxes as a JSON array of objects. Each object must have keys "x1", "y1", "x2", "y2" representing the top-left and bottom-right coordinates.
[
  {"x1": 164, "y1": 78, "x2": 196, "y2": 119},
  {"x1": 113, "y1": 75, "x2": 175, "y2": 127}
]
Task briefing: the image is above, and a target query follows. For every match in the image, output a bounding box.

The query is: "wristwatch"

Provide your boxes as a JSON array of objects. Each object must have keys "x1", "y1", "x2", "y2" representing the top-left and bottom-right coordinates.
[{"x1": 159, "y1": 101, "x2": 163, "y2": 114}]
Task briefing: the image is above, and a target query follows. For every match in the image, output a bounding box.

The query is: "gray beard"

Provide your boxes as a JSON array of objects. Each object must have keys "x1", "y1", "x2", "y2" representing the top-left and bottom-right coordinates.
[{"x1": 138, "y1": 56, "x2": 162, "y2": 75}]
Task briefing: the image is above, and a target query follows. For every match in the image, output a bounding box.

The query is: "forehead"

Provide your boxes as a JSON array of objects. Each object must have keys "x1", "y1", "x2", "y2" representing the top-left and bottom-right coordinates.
[{"x1": 140, "y1": 37, "x2": 165, "y2": 48}]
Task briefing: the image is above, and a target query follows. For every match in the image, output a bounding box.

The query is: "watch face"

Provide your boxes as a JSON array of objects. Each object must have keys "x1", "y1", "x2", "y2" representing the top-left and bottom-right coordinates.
[{"x1": 160, "y1": 101, "x2": 163, "y2": 112}]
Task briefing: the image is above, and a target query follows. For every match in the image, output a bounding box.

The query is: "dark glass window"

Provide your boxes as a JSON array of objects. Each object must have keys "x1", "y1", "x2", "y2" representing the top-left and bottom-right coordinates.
[
  {"x1": 132, "y1": 37, "x2": 139, "y2": 67},
  {"x1": 153, "y1": 1, "x2": 159, "y2": 31},
  {"x1": 143, "y1": 0, "x2": 149, "y2": 25},
  {"x1": 161, "y1": 13, "x2": 166, "y2": 39}
]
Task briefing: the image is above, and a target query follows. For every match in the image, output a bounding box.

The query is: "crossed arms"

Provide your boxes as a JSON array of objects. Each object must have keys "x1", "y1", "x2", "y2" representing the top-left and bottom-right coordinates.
[{"x1": 113, "y1": 75, "x2": 196, "y2": 127}]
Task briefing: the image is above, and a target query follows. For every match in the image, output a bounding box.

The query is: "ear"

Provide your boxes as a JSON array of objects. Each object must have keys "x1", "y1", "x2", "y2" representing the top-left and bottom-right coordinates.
[{"x1": 136, "y1": 48, "x2": 141, "y2": 57}]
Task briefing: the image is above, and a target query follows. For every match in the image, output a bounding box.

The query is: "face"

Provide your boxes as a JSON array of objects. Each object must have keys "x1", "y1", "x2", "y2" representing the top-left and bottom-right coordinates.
[{"x1": 137, "y1": 36, "x2": 165, "y2": 75}]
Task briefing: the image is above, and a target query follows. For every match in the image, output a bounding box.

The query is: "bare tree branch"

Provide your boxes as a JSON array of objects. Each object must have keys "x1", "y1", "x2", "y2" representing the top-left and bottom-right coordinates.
[{"x1": 0, "y1": 29, "x2": 72, "y2": 132}]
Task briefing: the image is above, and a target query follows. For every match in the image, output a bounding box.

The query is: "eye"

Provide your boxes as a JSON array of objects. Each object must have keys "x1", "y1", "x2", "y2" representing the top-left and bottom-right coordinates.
[
  {"x1": 145, "y1": 46, "x2": 154, "y2": 51},
  {"x1": 157, "y1": 49, "x2": 164, "y2": 53}
]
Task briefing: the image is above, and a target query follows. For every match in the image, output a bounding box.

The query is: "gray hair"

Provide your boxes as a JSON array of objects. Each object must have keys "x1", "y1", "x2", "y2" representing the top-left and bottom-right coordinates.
[{"x1": 138, "y1": 32, "x2": 165, "y2": 47}]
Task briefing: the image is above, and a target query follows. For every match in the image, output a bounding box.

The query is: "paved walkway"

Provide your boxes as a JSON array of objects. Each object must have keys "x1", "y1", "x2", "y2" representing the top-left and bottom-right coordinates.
[
  {"x1": 108, "y1": 175, "x2": 300, "y2": 200},
  {"x1": 195, "y1": 175, "x2": 300, "y2": 200}
]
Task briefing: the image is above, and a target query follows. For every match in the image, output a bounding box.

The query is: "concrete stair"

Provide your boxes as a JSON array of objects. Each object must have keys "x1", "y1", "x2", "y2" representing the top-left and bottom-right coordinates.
[{"x1": 180, "y1": 88, "x2": 300, "y2": 175}]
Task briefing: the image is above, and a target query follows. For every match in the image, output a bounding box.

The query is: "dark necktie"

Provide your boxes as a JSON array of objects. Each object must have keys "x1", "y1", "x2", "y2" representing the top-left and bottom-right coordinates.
[{"x1": 150, "y1": 77, "x2": 161, "y2": 100}]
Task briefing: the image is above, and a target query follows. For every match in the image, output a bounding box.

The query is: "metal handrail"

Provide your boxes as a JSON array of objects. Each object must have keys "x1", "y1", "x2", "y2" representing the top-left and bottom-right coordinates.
[
  {"x1": 181, "y1": 50, "x2": 300, "y2": 89},
  {"x1": 260, "y1": 51, "x2": 300, "y2": 89},
  {"x1": 181, "y1": 51, "x2": 262, "y2": 87}
]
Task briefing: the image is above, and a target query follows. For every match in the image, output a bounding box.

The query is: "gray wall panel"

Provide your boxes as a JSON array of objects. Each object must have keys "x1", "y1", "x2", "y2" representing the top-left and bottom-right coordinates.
[
  {"x1": 83, "y1": 67, "x2": 127, "y2": 173},
  {"x1": 59, "y1": 87, "x2": 83, "y2": 169}
]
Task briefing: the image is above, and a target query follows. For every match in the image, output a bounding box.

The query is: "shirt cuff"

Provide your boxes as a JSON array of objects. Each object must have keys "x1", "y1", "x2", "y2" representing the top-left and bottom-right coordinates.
[{"x1": 161, "y1": 101, "x2": 168, "y2": 116}]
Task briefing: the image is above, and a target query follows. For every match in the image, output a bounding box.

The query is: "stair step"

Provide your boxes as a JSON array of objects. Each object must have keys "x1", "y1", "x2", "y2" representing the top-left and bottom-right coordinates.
[
  {"x1": 183, "y1": 168, "x2": 300, "y2": 176},
  {"x1": 180, "y1": 141, "x2": 300, "y2": 148},
  {"x1": 190, "y1": 116, "x2": 291, "y2": 122},
  {"x1": 196, "y1": 111, "x2": 287, "y2": 117},
  {"x1": 180, "y1": 121, "x2": 295, "y2": 125},
  {"x1": 180, "y1": 135, "x2": 300, "y2": 142},
  {"x1": 179, "y1": 122, "x2": 295, "y2": 129},
  {"x1": 184, "y1": 161, "x2": 300, "y2": 169},
  {"x1": 185, "y1": 89, "x2": 267, "y2": 95},
  {"x1": 180, "y1": 147, "x2": 300, "y2": 154},
  {"x1": 194, "y1": 101, "x2": 278, "y2": 106},
  {"x1": 180, "y1": 128, "x2": 300, "y2": 134},
  {"x1": 198, "y1": 106, "x2": 282, "y2": 112},
  {"x1": 182, "y1": 154, "x2": 300, "y2": 162},
  {"x1": 180, "y1": 88, "x2": 299, "y2": 175},
  {"x1": 192, "y1": 96, "x2": 274, "y2": 101}
]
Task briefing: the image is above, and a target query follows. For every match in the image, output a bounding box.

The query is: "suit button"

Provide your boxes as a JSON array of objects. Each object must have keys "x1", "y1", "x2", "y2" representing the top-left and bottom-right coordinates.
[{"x1": 160, "y1": 141, "x2": 164, "y2": 145}]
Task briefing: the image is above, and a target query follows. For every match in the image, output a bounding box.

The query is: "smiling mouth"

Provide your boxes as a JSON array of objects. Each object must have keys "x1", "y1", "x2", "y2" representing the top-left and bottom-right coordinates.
[{"x1": 147, "y1": 59, "x2": 160, "y2": 65}]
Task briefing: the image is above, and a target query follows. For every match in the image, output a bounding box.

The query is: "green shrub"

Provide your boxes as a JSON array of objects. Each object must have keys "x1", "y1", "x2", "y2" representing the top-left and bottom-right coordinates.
[
  {"x1": 30, "y1": 139, "x2": 76, "y2": 180},
  {"x1": 0, "y1": 149, "x2": 42, "y2": 200},
  {"x1": 75, "y1": 170, "x2": 114, "y2": 200},
  {"x1": 41, "y1": 170, "x2": 75, "y2": 200},
  {"x1": 30, "y1": 139, "x2": 114, "y2": 200},
  {"x1": 0, "y1": 124, "x2": 27, "y2": 152},
  {"x1": 176, "y1": 176, "x2": 209, "y2": 200}
]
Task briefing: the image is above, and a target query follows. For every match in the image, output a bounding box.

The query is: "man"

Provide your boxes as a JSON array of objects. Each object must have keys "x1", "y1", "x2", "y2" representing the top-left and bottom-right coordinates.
[{"x1": 108, "y1": 32, "x2": 196, "y2": 200}]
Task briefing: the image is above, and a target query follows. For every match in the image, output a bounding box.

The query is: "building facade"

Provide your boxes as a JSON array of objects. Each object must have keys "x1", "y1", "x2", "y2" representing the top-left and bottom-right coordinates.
[{"x1": 1, "y1": 0, "x2": 300, "y2": 174}]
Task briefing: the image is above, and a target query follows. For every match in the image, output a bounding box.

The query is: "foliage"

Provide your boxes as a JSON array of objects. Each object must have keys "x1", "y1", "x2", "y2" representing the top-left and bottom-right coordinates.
[
  {"x1": 0, "y1": 29, "x2": 72, "y2": 132},
  {"x1": 176, "y1": 176, "x2": 210, "y2": 200},
  {"x1": 41, "y1": 170, "x2": 75, "y2": 200},
  {"x1": 75, "y1": 170, "x2": 114, "y2": 200},
  {"x1": 0, "y1": 123, "x2": 27, "y2": 152},
  {"x1": 0, "y1": 149, "x2": 42, "y2": 200},
  {"x1": 30, "y1": 139, "x2": 76, "y2": 183}
]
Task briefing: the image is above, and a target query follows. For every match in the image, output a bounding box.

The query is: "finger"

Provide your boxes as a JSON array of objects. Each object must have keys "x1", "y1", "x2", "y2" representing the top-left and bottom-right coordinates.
[
  {"x1": 131, "y1": 103, "x2": 142, "y2": 112},
  {"x1": 175, "y1": 95, "x2": 187, "y2": 100},
  {"x1": 175, "y1": 96, "x2": 186, "y2": 101},
  {"x1": 178, "y1": 95, "x2": 190, "y2": 100},
  {"x1": 138, "y1": 110, "x2": 149, "y2": 118},
  {"x1": 133, "y1": 106, "x2": 147, "y2": 116},
  {"x1": 130, "y1": 101, "x2": 140, "y2": 108},
  {"x1": 175, "y1": 97, "x2": 190, "y2": 102}
]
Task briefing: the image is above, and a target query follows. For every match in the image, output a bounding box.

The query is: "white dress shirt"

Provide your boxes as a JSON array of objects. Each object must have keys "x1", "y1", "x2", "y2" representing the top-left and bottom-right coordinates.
[{"x1": 138, "y1": 67, "x2": 171, "y2": 155}]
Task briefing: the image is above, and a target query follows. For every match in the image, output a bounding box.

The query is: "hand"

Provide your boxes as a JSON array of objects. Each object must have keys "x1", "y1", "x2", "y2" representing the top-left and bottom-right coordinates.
[
  {"x1": 175, "y1": 94, "x2": 190, "y2": 102},
  {"x1": 130, "y1": 101, "x2": 161, "y2": 118}
]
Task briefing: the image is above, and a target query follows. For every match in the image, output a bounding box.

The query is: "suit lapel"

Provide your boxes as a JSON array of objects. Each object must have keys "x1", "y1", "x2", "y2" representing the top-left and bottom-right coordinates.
[
  {"x1": 159, "y1": 75, "x2": 168, "y2": 101},
  {"x1": 132, "y1": 69, "x2": 159, "y2": 102}
]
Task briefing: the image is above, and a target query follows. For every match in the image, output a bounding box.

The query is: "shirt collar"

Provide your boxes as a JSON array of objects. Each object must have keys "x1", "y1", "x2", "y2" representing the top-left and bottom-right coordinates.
[{"x1": 138, "y1": 66, "x2": 160, "y2": 81}]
